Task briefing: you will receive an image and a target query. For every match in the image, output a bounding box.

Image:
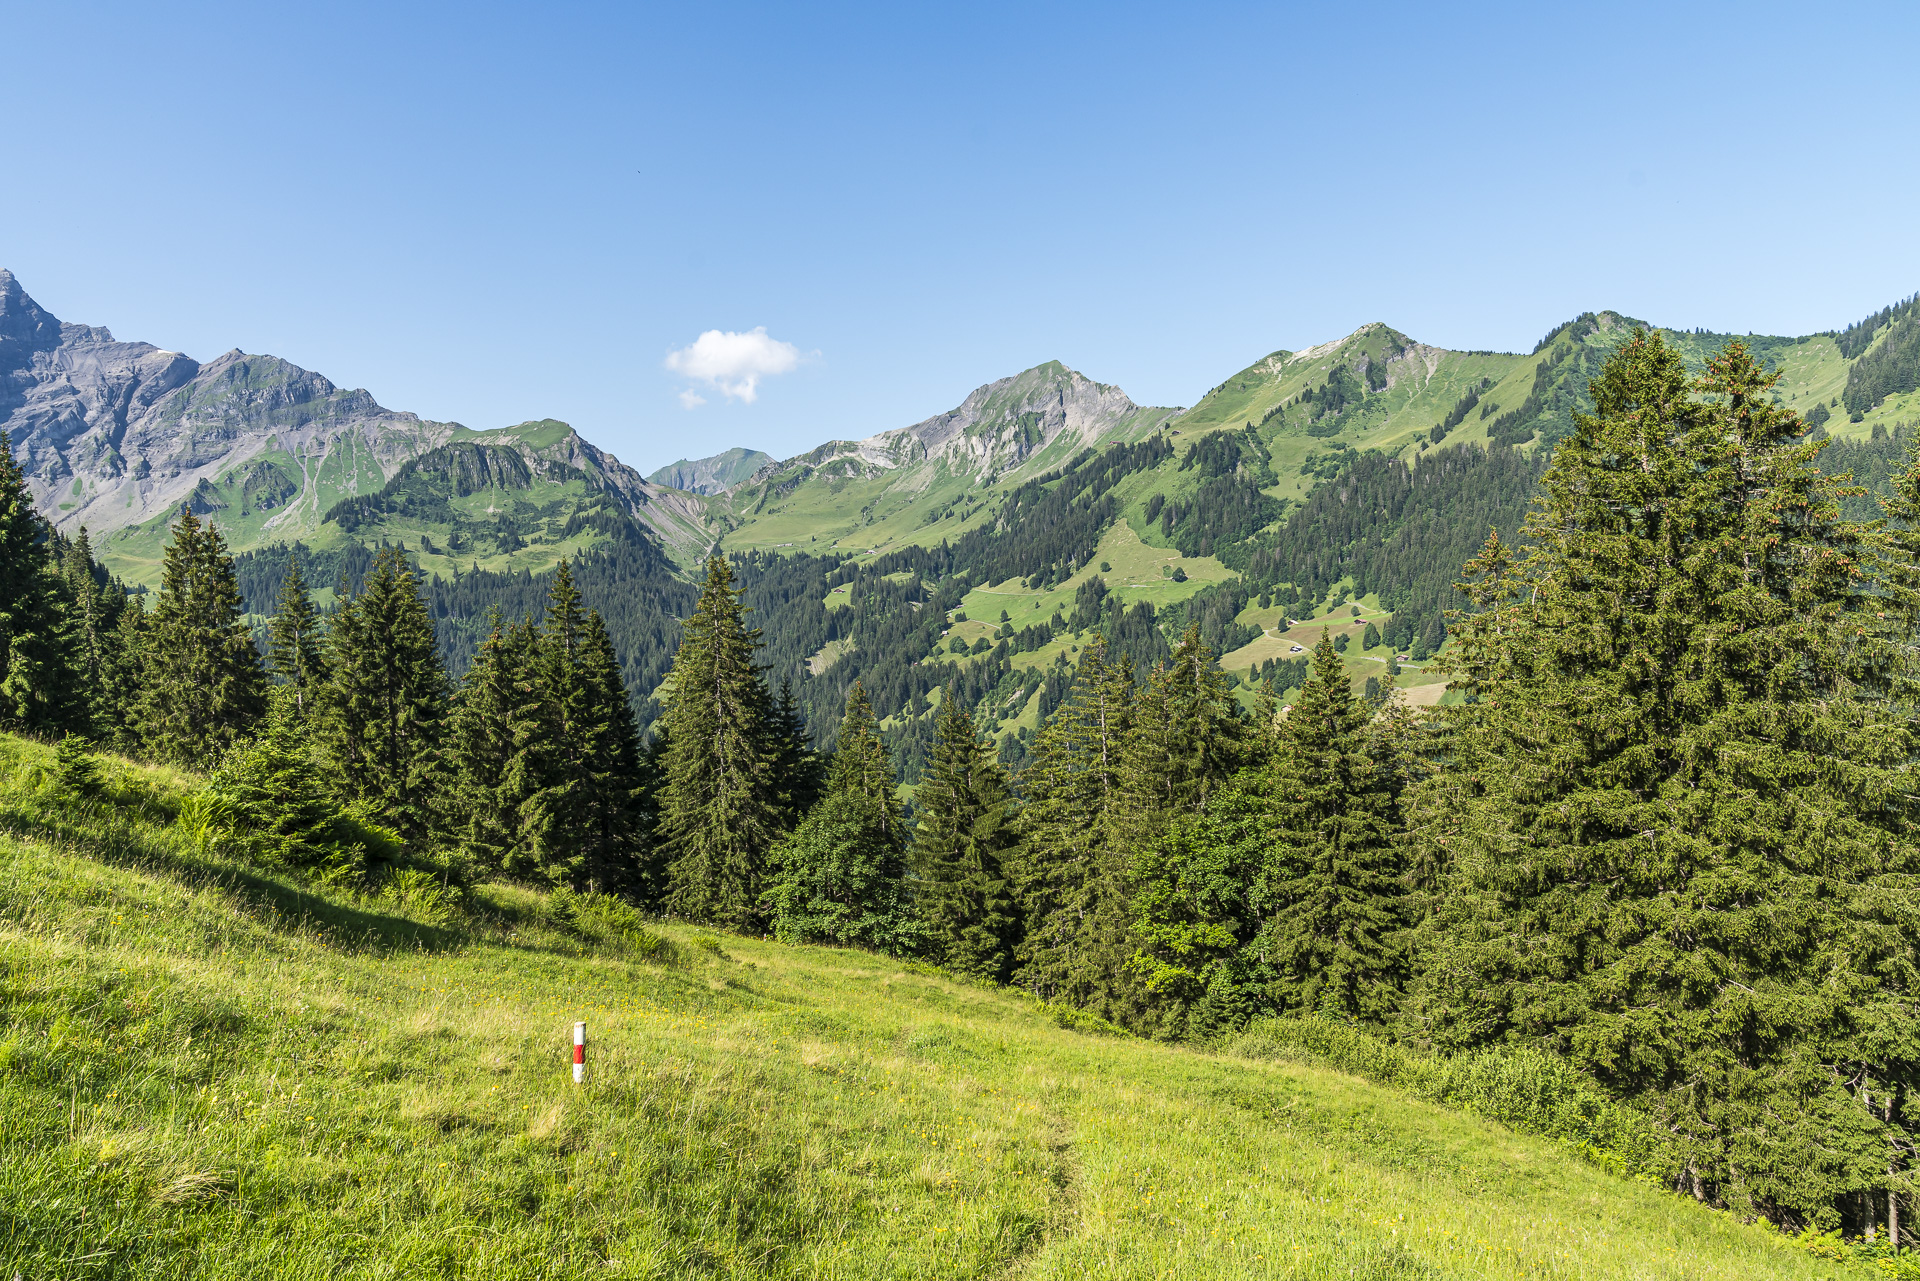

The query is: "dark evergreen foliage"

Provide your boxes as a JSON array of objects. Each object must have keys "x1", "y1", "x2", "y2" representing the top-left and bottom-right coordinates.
[
  {"x1": 1409, "y1": 332, "x2": 1919, "y2": 1225},
  {"x1": 266, "y1": 554, "x2": 327, "y2": 719},
  {"x1": 659, "y1": 556, "x2": 783, "y2": 928},
  {"x1": 763, "y1": 683, "x2": 917, "y2": 951},
  {"x1": 0, "y1": 432, "x2": 80, "y2": 732},
  {"x1": 443, "y1": 608, "x2": 540, "y2": 878},
  {"x1": 1844, "y1": 304, "x2": 1920, "y2": 415},
  {"x1": 1833, "y1": 292, "x2": 1919, "y2": 360},
  {"x1": 139, "y1": 509, "x2": 267, "y2": 768},
  {"x1": 317, "y1": 547, "x2": 447, "y2": 840},
  {"x1": 912, "y1": 692, "x2": 1020, "y2": 981},
  {"x1": 1012, "y1": 633, "x2": 1136, "y2": 1001}
]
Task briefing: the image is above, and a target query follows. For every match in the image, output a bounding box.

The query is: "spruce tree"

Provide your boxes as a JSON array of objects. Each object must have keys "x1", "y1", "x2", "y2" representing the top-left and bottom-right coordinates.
[
  {"x1": 768, "y1": 676, "x2": 824, "y2": 826},
  {"x1": 1122, "y1": 629, "x2": 1342, "y2": 1041},
  {"x1": 444, "y1": 608, "x2": 537, "y2": 876},
  {"x1": 1410, "y1": 333, "x2": 1919, "y2": 1221},
  {"x1": 318, "y1": 547, "x2": 446, "y2": 839},
  {"x1": 1097, "y1": 624, "x2": 1246, "y2": 1030},
  {"x1": 521, "y1": 562, "x2": 594, "y2": 884},
  {"x1": 1249, "y1": 632, "x2": 1405, "y2": 1021},
  {"x1": 139, "y1": 508, "x2": 266, "y2": 767},
  {"x1": 577, "y1": 608, "x2": 646, "y2": 892},
  {"x1": 97, "y1": 596, "x2": 151, "y2": 756},
  {"x1": 659, "y1": 555, "x2": 781, "y2": 929},
  {"x1": 764, "y1": 683, "x2": 916, "y2": 951},
  {"x1": 631, "y1": 724, "x2": 673, "y2": 906},
  {"x1": 0, "y1": 431, "x2": 78, "y2": 732},
  {"x1": 1115, "y1": 623, "x2": 1246, "y2": 832},
  {"x1": 825, "y1": 681, "x2": 894, "y2": 821},
  {"x1": 913, "y1": 692, "x2": 1020, "y2": 981},
  {"x1": 267, "y1": 554, "x2": 327, "y2": 719},
  {"x1": 59, "y1": 527, "x2": 122, "y2": 730},
  {"x1": 1013, "y1": 634, "x2": 1134, "y2": 1003}
]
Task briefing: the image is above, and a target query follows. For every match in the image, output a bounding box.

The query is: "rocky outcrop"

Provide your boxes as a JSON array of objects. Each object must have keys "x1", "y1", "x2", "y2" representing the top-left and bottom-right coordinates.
[
  {"x1": 0, "y1": 268, "x2": 457, "y2": 540},
  {"x1": 746, "y1": 361, "x2": 1180, "y2": 493}
]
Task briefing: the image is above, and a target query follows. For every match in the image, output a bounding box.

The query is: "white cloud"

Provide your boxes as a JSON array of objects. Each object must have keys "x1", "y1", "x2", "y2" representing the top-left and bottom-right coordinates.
[{"x1": 664, "y1": 326, "x2": 802, "y2": 406}]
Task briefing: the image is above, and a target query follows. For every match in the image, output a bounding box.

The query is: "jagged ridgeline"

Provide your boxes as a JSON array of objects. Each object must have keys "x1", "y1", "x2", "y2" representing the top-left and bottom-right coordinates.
[
  {"x1": 16, "y1": 265, "x2": 1920, "y2": 774},
  {"x1": 234, "y1": 310, "x2": 1920, "y2": 773}
]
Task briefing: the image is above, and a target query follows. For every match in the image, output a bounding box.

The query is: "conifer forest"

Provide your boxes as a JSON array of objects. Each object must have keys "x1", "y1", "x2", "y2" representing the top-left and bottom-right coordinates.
[{"x1": 12, "y1": 329, "x2": 1920, "y2": 1250}]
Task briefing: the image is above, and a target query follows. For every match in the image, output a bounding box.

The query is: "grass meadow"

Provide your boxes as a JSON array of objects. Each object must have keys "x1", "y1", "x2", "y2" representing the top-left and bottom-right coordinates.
[{"x1": 0, "y1": 733, "x2": 1860, "y2": 1279}]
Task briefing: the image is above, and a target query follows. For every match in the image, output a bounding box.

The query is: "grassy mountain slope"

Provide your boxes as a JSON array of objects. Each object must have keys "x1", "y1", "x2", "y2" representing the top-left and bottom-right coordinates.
[
  {"x1": 0, "y1": 734, "x2": 1849, "y2": 1280},
  {"x1": 106, "y1": 419, "x2": 713, "y2": 587},
  {"x1": 648, "y1": 447, "x2": 774, "y2": 495},
  {"x1": 718, "y1": 305, "x2": 1920, "y2": 590},
  {"x1": 716, "y1": 362, "x2": 1180, "y2": 558}
]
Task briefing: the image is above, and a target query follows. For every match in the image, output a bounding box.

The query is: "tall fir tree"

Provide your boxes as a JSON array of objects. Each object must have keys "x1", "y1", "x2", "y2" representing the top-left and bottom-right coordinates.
[
  {"x1": 318, "y1": 547, "x2": 447, "y2": 839},
  {"x1": 1114, "y1": 623, "x2": 1246, "y2": 835},
  {"x1": 825, "y1": 681, "x2": 894, "y2": 822},
  {"x1": 576, "y1": 607, "x2": 647, "y2": 892},
  {"x1": 1123, "y1": 635, "x2": 1404, "y2": 1042},
  {"x1": 1013, "y1": 633, "x2": 1134, "y2": 1003},
  {"x1": 0, "y1": 431, "x2": 79, "y2": 732},
  {"x1": 1409, "y1": 333, "x2": 1920, "y2": 1222},
  {"x1": 659, "y1": 555, "x2": 782, "y2": 928},
  {"x1": 764, "y1": 683, "x2": 917, "y2": 951},
  {"x1": 57, "y1": 527, "x2": 122, "y2": 731},
  {"x1": 444, "y1": 608, "x2": 538, "y2": 876},
  {"x1": 521, "y1": 562, "x2": 595, "y2": 885},
  {"x1": 139, "y1": 508, "x2": 266, "y2": 766},
  {"x1": 631, "y1": 724, "x2": 673, "y2": 906},
  {"x1": 97, "y1": 596, "x2": 151, "y2": 756},
  {"x1": 266, "y1": 554, "x2": 327, "y2": 720},
  {"x1": 1249, "y1": 631, "x2": 1405, "y2": 1021},
  {"x1": 912, "y1": 692, "x2": 1021, "y2": 981},
  {"x1": 768, "y1": 676, "x2": 824, "y2": 827},
  {"x1": 1092, "y1": 624, "x2": 1246, "y2": 1029}
]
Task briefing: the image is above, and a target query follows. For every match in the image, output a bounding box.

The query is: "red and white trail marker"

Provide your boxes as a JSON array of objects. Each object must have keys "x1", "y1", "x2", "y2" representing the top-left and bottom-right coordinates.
[{"x1": 573, "y1": 1021, "x2": 586, "y2": 1084}]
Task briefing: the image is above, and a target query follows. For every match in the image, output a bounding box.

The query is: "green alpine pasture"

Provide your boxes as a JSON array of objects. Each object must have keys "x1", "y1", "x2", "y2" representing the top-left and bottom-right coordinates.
[{"x1": 0, "y1": 732, "x2": 1872, "y2": 1280}]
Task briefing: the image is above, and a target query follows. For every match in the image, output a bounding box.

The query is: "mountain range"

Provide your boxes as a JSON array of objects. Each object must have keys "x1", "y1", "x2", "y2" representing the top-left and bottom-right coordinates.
[{"x1": 9, "y1": 266, "x2": 1920, "y2": 757}]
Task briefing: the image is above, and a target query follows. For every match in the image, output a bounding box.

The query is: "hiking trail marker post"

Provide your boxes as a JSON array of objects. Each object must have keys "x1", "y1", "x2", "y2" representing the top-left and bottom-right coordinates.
[{"x1": 573, "y1": 1021, "x2": 586, "y2": 1084}]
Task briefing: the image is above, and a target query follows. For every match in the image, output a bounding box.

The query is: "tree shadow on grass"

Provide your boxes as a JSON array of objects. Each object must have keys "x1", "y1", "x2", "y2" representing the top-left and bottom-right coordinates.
[{"x1": 0, "y1": 798, "x2": 463, "y2": 956}]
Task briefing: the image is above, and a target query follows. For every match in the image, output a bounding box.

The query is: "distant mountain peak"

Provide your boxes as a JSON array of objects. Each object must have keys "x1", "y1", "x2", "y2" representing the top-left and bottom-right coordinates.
[
  {"x1": 0, "y1": 268, "x2": 64, "y2": 354},
  {"x1": 649, "y1": 447, "x2": 774, "y2": 495},
  {"x1": 0, "y1": 271, "x2": 710, "y2": 578},
  {"x1": 739, "y1": 361, "x2": 1180, "y2": 513}
]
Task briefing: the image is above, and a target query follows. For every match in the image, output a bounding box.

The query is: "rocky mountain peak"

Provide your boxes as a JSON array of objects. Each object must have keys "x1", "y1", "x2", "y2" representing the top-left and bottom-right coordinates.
[{"x1": 0, "y1": 268, "x2": 64, "y2": 357}]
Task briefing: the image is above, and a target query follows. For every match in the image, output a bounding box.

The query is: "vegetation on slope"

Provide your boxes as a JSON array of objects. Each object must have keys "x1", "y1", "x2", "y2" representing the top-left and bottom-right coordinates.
[{"x1": 0, "y1": 732, "x2": 1869, "y2": 1279}]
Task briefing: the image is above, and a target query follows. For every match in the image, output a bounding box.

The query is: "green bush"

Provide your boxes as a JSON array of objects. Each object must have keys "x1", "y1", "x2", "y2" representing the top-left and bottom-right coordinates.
[
  {"x1": 181, "y1": 724, "x2": 445, "y2": 905},
  {"x1": 550, "y1": 886, "x2": 674, "y2": 961},
  {"x1": 54, "y1": 735, "x2": 103, "y2": 799}
]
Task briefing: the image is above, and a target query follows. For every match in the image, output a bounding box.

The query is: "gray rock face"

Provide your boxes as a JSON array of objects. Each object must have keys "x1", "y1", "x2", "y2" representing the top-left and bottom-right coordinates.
[
  {"x1": 745, "y1": 360, "x2": 1180, "y2": 492},
  {"x1": 648, "y1": 447, "x2": 774, "y2": 494},
  {"x1": 0, "y1": 270, "x2": 704, "y2": 564},
  {"x1": 0, "y1": 268, "x2": 457, "y2": 541}
]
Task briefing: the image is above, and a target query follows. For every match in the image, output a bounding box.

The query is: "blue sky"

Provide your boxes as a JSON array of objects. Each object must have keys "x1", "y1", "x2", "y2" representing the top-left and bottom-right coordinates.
[{"x1": 4, "y1": 1, "x2": 1916, "y2": 473}]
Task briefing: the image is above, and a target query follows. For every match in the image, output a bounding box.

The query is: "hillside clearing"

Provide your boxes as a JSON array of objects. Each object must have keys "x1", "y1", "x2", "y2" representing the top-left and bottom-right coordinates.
[{"x1": 0, "y1": 735, "x2": 1852, "y2": 1280}]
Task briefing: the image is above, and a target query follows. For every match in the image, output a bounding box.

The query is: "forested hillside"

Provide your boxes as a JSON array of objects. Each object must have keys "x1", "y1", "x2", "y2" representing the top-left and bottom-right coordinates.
[
  {"x1": 186, "y1": 294, "x2": 1919, "y2": 780},
  {"x1": 11, "y1": 328, "x2": 1920, "y2": 1251}
]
